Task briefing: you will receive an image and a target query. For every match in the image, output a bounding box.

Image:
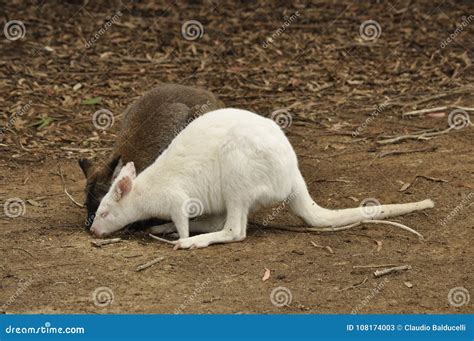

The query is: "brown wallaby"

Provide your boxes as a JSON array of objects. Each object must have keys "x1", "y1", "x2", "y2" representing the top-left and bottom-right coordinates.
[{"x1": 78, "y1": 83, "x2": 225, "y2": 227}]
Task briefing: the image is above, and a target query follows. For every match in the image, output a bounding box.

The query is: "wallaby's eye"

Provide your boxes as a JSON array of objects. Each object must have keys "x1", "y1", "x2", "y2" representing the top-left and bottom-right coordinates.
[{"x1": 100, "y1": 212, "x2": 109, "y2": 218}]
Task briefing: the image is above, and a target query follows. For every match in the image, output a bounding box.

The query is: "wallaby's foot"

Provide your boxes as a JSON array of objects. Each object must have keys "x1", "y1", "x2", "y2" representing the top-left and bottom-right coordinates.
[{"x1": 173, "y1": 230, "x2": 246, "y2": 249}]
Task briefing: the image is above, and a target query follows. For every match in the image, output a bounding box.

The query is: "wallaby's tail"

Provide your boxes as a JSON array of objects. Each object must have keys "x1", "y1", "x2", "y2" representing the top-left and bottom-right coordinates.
[{"x1": 289, "y1": 171, "x2": 434, "y2": 227}]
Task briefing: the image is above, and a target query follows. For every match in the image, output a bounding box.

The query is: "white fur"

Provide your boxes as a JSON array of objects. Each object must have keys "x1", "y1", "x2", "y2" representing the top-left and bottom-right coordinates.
[{"x1": 90, "y1": 109, "x2": 434, "y2": 248}]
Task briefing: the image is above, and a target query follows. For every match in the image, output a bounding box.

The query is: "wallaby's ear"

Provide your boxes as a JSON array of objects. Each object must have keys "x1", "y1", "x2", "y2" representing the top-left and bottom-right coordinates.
[
  {"x1": 113, "y1": 176, "x2": 133, "y2": 201},
  {"x1": 120, "y1": 161, "x2": 136, "y2": 179},
  {"x1": 78, "y1": 158, "x2": 92, "y2": 178}
]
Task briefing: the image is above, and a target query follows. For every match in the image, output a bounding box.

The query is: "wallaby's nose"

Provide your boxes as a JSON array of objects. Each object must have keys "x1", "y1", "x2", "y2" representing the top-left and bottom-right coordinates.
[{"x1": 90, "y1": 226, "x2": 104, "y2": 238}]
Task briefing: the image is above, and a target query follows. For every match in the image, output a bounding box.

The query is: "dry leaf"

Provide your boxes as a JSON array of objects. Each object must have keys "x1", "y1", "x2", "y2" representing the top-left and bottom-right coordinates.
[
  {"x1": 325, "y1": 246, "x2": 334, "y2": 254},
  {"x1": 456, "y1": 182, "x2": 474, "y2": 189},
  {"x1": 375, "y1": 240, "x2": 383, "y2": 252},
  {"x1": 262, "y1": 268, "x2": 271, "y2": 282},
  {"x1": 399, "y1": 182, "x2": 411, "y2": 192}
]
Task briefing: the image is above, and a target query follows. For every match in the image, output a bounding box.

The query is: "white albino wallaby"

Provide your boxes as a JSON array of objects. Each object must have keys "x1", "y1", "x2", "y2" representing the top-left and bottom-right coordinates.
[{"x1": 90, "y1": 109, "x2": 434, "y2": 249}]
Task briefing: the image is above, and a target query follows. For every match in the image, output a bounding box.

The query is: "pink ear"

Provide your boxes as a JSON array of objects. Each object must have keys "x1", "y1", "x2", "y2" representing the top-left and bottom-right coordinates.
[
  {"x1": 125, "y1": 162, "x2": 136, "y2": 179},
  {"x1": 114, "y1": 176, "x2": 133, "y2": 200}
]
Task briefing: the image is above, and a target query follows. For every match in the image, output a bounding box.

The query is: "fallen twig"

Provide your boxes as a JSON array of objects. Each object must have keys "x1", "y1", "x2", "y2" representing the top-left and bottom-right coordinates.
[
  {"x1": 374, "y1": 264, "x2": 411, "y2": 277},
  {"x1": 377, "y1": 127, "x2": 454, "y2": 145},
  {"x1": 91, "y1": 238, "x2": 122, "y2": 247},
  {"x1": 378, "y1": 145, "x2": 437, "y2": 158},
  {"x1": 415, "y1": 175, "x2": 448, "y2": 183},
  {"x1": 353, "y1": 264, "x2": 397, "y2": 269},
  {"x1": 402, "y1": 105, "x2": 474, "y2": 117},
  {"x1": 136, "y1": 256, "x2": 165, "y2": 272},
  {"x1": 12, "y1": 247, "x2": 34, "y2": 258},
  {"x1": 384, "y1": 86, "x2": 474, "y2": 109},
  {"x1": 58, "y1": 165, "x2": 84, "y2": 208},
  {"x1": 314, "y1": 178, "x2": 353, "y2": 184},
  {"x1": 399, "y1": 174, "x2": 448, "y2": 192},
  {"x1": 337, "y1": 276, "x2": 368, "y2": 291}
]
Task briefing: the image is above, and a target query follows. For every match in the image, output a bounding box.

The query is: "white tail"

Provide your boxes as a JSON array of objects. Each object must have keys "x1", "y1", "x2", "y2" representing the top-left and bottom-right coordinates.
[{"x1": 289, "y1": 171, "x2": 434, "y2": 227}]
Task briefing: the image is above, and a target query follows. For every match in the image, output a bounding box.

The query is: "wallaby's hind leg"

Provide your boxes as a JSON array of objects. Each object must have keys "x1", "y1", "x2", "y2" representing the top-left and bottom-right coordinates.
[
  {"x1": 149, "y1": 215, "x2": 225, "y2": 235},
  {"x1": 148, "y1": 223, "x2": 176, "y2": 235},
  {"x1": 174, "y1": 205, "x2": 248, "y2": 249}
]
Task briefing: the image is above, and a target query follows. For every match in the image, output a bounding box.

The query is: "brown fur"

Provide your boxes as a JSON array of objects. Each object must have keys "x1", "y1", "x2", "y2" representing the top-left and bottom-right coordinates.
[{"x1": 79, "y1": 83, "x2": 225, "y2": 225}]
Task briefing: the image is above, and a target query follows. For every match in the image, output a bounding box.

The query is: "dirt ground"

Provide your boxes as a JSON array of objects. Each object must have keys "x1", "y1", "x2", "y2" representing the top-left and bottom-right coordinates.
[{"x1": 1, "y1": 1, "x2": 473, "y2": 314}]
